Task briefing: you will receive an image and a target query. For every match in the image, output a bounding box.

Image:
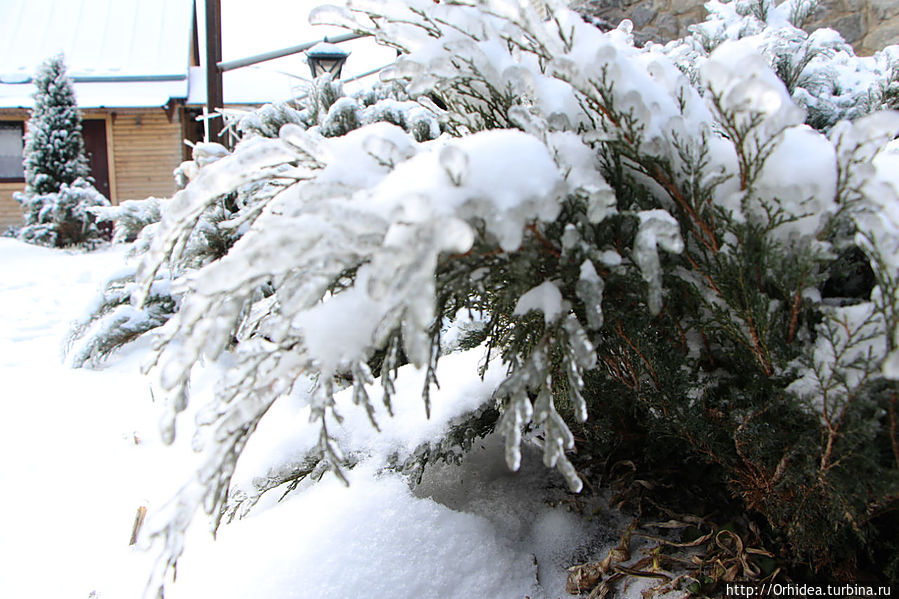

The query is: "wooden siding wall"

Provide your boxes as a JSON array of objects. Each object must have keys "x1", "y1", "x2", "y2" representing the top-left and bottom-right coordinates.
[
  {"x1": 0, "y1": 107, "x2": 184, "y2": 230},
  {"x1": 110, "y1": 108, "x2": 182, "y2": 203},
  {"x1": 0, "y1": 110, "x2": 27, "y2": 230},
  {"x1": 0, "y1": 182, "x2": 23, "y2": 230}
]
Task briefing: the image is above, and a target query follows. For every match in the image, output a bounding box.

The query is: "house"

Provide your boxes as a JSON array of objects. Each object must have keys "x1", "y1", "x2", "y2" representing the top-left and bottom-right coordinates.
[
  {"x1": 0, "y1": 0, "x2": 395, "y2": 230},
  {"x1": 0, "y1": 0, "x2": 200, "y2": 229}
]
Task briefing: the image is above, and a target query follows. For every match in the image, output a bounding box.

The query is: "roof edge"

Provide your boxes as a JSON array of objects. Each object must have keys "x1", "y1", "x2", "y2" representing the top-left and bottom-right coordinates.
[{"x1": 0, "y1": 73, "x2": 188, "y2": 85}]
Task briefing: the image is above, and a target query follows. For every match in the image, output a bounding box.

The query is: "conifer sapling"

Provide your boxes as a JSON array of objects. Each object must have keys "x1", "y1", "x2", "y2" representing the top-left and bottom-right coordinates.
[{"x1": 14, "y1": 54, "x2": 109, "y2": 247}]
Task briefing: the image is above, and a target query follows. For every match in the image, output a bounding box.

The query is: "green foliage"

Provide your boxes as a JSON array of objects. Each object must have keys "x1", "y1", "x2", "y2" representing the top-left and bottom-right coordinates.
[
  {"x1": 873, "y1": 62, "x2": 899, "y2": 112},
  {"x1": 358, "y1": 9, "x2": 898, "y2": 579}
]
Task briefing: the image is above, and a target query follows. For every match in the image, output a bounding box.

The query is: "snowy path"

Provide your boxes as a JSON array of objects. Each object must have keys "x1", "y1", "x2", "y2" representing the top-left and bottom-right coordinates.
[{"x1": 0, "y1": 238, "x2": 623, "y2": 599}]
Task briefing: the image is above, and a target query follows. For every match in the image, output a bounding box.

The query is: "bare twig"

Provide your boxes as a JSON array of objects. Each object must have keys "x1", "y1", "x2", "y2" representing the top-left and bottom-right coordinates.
[{"x1": 129, "y1": 505, "x2": 147, "y2": 546}]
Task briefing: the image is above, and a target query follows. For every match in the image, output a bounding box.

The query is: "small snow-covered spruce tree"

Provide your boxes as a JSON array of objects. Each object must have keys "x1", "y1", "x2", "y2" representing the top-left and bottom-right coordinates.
[
  {"x1": 74, "y1": 0, "x2": 898, "y2": 593},
  {"x1": 22, "y1": 54, "x2": 90, "y2": 195},
  {"x1": 14, "y1": 54, "x2": 108, "y2": 247}
]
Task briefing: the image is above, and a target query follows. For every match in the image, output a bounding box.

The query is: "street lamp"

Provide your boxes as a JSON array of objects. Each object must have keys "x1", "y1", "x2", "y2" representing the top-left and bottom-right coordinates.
[{"x1": 305, "y1": 42, "x2": 350, "y2": 79}]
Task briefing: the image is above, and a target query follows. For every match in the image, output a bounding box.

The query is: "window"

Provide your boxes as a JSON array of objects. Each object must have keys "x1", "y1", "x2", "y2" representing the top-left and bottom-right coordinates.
[{"x1": 0, "y1": 122, "x2": 25, "y2": 181}]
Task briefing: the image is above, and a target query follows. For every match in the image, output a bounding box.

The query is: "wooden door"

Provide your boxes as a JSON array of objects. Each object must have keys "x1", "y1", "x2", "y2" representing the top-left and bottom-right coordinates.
[{"x1": 82, "y1": 119, "x2": 111, "y2": 199}]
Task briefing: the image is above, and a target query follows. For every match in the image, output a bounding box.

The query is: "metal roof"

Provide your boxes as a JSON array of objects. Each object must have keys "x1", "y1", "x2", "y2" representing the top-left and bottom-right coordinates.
[
  {"x1": 0, "y1": 0, "x2": 396, "y2": 109},
  {"x1": 0, "y1": 0, "x2": 193, "y2": 79},
  {"x1": 0, "y1": 0, "x2": 193, "y2": 108}
]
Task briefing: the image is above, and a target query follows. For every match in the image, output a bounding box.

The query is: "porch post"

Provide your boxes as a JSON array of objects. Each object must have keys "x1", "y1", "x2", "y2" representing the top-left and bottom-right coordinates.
[{"x1": 204, "y1": 0, "x2": 224, "y2": 143}]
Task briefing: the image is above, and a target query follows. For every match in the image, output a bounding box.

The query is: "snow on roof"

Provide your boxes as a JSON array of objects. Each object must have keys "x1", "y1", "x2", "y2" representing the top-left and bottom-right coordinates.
[
  {"x1": 0, "y1": 0, "x2": 396, "y2": 109},
  {"x1": 0, "y1": 79, "x2": 189, "y2": 109},
  {"x1": 0, "y1": 0, "x2": 193, "y2": 80},
  {"x1": 0, "y1": 0, "x2": 193, "y2": 109}
]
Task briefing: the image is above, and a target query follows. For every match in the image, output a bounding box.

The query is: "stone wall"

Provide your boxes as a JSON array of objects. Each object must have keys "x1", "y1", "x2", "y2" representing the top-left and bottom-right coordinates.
[
  {"x1": 571, "y1": 0, "x2": 899, "y2": 54},
  {"x1": 828, "y1": 0, "x2": 899, "y2": 54}
]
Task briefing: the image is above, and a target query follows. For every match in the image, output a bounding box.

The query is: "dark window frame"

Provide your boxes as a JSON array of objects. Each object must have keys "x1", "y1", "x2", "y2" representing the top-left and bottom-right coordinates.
[{"x1": 0, "y1": 121, "x2": 25, "y2": 183}]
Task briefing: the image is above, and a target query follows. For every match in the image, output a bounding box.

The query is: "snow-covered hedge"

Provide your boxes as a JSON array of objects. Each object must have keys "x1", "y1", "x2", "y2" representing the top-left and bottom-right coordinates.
[{"x1": 75, "y1": 0, "x2": 899, "y2": 592}]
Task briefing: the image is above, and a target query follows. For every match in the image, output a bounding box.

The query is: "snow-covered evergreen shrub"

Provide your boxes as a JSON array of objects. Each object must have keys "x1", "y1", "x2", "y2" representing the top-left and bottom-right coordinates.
[
  {"x1": 662, "y1": 0, "x2": 899, "y2": 130},
  {"x1": 71, "y1": 0, "x2": 899, "y2": 592},
  {"x1": 236, "y1": 101, "x2": 309, "y2": 139},
  {"x1": 67, "y1": 142, "x2": 268, "y2": 367},
  {"x1": 15, "y1": 178, "x2": 109, "y2": 248},
  {"x1": 92, "y1": 197, "x2": 165, "y2": 244},
  {"x1": 13, "y1": 54, "x2": 108, "y2": 248},
  {"x1": 71, "y1": 78, "x2": 442, "y2": 368},
  {"x1": 67, "y1": 265, "x2": 176, "y2": 368},
  {"x1": 238, "y1": 75, "x2": 443, "y2": 140}
]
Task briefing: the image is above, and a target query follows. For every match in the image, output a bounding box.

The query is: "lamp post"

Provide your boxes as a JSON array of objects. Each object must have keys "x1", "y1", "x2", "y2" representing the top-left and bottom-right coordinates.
[{"x1": 305, "y1": 42, "x2": 350, "y2": 79}]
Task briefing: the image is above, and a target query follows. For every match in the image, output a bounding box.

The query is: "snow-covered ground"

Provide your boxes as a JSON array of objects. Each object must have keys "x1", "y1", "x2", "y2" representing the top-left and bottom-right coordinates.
[
  {"x1": 0, "y1": 239, "x2": 169, "y2": 598},
  {"x1": 0, "y1": 237, "x2": 630, "y2": 599}
]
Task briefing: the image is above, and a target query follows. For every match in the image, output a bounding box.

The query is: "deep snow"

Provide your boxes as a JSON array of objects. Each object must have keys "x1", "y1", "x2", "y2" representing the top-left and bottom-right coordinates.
[
  {"x1": 0, "y1": 239, "x2": 174, "y2": 598},
  {"x1": 0, "y1": 237, "x2": 627, "y2": 599}
]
